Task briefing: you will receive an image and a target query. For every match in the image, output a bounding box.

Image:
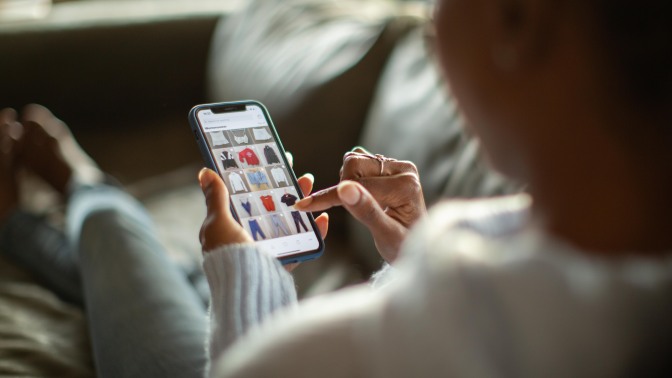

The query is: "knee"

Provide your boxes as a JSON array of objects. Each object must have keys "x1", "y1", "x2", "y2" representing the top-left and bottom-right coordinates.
[{"x1": 78, "y1": 207, "x2": 154, "y2": 260}]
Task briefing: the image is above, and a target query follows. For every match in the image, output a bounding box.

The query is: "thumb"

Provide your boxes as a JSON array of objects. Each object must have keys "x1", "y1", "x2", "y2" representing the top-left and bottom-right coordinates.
[
  {"x1": 199, "y1": 168, "x2": 232, "y2": 220},
  {"x1": 198, "y1": 168, "x2": 252, "y2": 251}
]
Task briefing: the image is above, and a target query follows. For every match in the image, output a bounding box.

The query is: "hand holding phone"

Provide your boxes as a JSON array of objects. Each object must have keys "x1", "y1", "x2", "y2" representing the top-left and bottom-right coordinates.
[
  {"x1": 197, "y1": 168, "x2": 254, "y2": 248},
  {"x1": 189, "y1": 101, "x2": 325, "y2": 264}
]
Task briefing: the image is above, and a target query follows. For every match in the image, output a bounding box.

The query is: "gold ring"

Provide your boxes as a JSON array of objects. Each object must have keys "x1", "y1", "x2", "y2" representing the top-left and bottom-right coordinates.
[{"x1": 374, "y1": 154, "x2": 385, "y2": 176}]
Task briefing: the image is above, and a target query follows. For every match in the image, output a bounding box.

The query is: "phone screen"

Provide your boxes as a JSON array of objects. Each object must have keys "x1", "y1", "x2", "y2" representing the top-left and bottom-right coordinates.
[{"x1": 193, "y1": 103, "x2": 322, "y2": 261}]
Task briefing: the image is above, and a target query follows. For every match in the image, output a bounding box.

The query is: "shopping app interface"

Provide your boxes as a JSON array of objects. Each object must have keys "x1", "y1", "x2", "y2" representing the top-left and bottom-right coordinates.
[{"x1": 196, "y1": 105, "x2": 320, "y2": 257}]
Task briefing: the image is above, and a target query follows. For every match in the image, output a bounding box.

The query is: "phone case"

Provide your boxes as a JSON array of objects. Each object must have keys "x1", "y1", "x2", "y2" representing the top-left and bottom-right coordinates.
[{"x1": 188, "y1": 100, "x2": 324, "y2": 264}]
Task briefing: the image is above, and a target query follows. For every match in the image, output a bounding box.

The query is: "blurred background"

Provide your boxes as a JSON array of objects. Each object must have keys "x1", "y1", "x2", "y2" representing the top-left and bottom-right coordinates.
[{"x1": 0, "y1": 0, "x2": 240, "y2": 182}]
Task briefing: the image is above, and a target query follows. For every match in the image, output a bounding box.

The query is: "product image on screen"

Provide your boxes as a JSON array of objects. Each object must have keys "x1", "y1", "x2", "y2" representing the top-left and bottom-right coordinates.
[{"x1": 195, "y1": 104, "x2": 321, "y2": 259}]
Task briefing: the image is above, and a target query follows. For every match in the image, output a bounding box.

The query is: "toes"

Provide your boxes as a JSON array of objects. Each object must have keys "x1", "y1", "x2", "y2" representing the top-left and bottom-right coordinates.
[
  {"x1": 21, "y1": 104, "x2": 67, "y2": 138},
  {"x1": 6, "y1": 121, "x2": 23, "y2": 142},
  {"x1": 0, "y1": 119, "x2": 20, "y2": 217},
  {"x1": 0, "y1": 108, "x2": 21, "y2": 156},
  {"x1": 16, "y1": 107, "x2": 100, "y2": 193},
  {"x1": 0, "y1": 108, "x2": 18, "y2": 125},
  {"x1": 0, "y1": 121, "x2": 23, "y2": 166},
  {"x1": 21, "y1": 103, "x2": 53, "y2": 121}
]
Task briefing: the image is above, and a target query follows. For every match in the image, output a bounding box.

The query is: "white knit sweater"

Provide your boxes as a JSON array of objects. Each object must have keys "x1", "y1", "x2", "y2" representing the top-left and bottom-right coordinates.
[{"x1": 203, "y1": 195, "x2": 672, "y2": 377}]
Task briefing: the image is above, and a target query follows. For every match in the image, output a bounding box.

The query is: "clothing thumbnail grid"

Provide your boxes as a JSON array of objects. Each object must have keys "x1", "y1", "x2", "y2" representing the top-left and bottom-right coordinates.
[{"x1": 206, "y1": 126, "x2": 311, "y2": 241}]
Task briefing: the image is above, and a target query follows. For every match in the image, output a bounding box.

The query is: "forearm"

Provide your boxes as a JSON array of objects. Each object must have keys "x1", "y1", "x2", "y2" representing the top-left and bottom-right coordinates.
[{"x1": 202, "y1": 244, "x2": 297, "y2": 374}]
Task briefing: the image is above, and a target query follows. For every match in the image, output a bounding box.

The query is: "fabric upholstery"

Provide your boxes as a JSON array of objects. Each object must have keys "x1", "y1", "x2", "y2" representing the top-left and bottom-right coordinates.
[
  {"x1": 0, "y1": 255, "x2": 94, "y2": 377},
  {"x1": 207, "y1": 0, "x2": 421, "y2": 188}
]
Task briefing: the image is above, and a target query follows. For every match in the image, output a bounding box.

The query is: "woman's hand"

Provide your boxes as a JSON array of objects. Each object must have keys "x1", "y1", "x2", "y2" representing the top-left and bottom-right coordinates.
[
  {"x1": 198, "y1": 168, "x2": 253, "y2": 250},
  {"x1": 295, "y1": 148, "x2": 426, "y2": 263},
  {"x1": 198, "y1": 156, "x2": 329, "y2": 272}
]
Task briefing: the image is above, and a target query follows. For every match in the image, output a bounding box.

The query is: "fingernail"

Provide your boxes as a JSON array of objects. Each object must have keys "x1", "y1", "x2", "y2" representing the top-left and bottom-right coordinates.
[
  {"x1": 295, "y1": 196, "x2": 313, "y2": 208},
  {"x1": 198, "y1": 168, "x2": 214, "y2": 190},
  {"x1": 338, "y1": 181, "x2": 360, "y2": 206},
  {"x1": 302, "y1": 173, "x2": 314, "y2": 182}
]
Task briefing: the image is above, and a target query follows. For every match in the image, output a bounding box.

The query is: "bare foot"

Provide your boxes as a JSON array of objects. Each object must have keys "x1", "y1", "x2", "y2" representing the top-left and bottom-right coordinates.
[
  {"x1": 0, "y1": 108, "x2": 23, "y2": 220},
  {"x1": 20, "y1": 104, "x2": 103, "y2": 196}
]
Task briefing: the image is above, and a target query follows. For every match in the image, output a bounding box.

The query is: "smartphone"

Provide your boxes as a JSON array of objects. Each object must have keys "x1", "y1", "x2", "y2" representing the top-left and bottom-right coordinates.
[{"x1": 188, "y1": 100, "x2": 324, "y2": 264}]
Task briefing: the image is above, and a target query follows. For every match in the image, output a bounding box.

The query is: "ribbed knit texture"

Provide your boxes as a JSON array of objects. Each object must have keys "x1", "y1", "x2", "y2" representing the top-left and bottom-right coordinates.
[{"x1": 202, "y1": 244, "x2": 297, "y2": 375}]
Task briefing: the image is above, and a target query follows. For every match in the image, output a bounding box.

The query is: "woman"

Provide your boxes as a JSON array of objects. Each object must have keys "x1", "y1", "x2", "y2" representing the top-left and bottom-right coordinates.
[
  {"x1": 2, "y1": 0, "x2": 671, "y2": 377},
  {"x1": 199, "y1": 0, "x2": 672, "y2": 376}
]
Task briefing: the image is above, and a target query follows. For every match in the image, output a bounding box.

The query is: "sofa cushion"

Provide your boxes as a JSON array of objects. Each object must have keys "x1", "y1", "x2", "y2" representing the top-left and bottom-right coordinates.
[
  {"x1": 0, "y1": 1, "x2": 223, "y2": 126},
  {"x1": 0, "y1": 255, "x2": 94, "y2": 377},
  {"x1": 207, "y1": 0, "x2": 421, "y2": 188}
]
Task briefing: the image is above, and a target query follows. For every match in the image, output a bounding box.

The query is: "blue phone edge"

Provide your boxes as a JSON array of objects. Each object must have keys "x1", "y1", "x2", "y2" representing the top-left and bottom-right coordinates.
[{"x1": 187, "y1": 101, "x2": 325, "y2": 265}]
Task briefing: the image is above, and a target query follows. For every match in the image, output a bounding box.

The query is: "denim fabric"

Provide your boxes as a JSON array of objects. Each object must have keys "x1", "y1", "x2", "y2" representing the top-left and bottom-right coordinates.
[
  {"x1": 291, "y1": 211, "x2": 308, "y2": 233},
  {"x1": 1, "y1": 184, "x2": 208, "y2": 378},
  {"x1": 270, "y1": 214, "x2": 291, "y2": 237},
  {"x1": 246, "y1": 171, "x2": 268, "y2": 186},
  {"x1": 248, "y1": 218, "x2": 267, "y2": 241}
]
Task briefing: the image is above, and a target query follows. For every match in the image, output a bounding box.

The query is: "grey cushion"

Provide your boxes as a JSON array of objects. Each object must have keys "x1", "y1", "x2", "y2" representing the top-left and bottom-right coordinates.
[
  {"x1": 207, "y1": 0, "x2": 421, "y2": 187},
  {"x1": 0, "y1": 255, "x2": 94, "y2": 377}
]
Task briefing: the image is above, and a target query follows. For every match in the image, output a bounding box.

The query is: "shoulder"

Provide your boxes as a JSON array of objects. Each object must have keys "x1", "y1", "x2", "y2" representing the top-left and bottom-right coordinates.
[
  {"x1": 398, "y1": 194, "x2": 533, "y2": 270},
  {"x1": 394, "y1": 194, "x2": 672, "y2": 376},
  {"x1": 421, "y1": 193, "x2": 531, "y2": 240}
]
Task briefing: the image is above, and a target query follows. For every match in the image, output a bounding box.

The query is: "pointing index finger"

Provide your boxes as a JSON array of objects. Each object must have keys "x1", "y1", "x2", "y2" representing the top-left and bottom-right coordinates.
[{"x1": 294, "y1": 185, "x2": 342, "y2": 211}]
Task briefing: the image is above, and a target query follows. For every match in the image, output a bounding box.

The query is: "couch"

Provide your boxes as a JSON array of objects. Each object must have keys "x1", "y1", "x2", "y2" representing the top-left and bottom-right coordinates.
[{"x1": 0, "y1": 0, "x2": 517, "y2": 375}]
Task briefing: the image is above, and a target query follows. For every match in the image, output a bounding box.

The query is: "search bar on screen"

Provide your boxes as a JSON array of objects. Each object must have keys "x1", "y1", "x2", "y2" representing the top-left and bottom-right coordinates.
[{"x1": 201, "y1": 112, "x2": 256, "y2": 130}]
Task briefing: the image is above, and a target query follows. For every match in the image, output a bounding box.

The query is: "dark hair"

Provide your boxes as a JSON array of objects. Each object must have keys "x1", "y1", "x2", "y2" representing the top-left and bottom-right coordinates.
[{"x1": 590, "y1": 1, "x2": 672, "y2": 114}]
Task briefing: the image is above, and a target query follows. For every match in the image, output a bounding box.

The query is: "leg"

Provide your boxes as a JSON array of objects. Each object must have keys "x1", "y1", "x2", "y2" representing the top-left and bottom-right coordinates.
[
  {"x1": 257, "y1": 220, "x2": 267, "y2": 239},
  {"x1": 248, "y1": 219, "x2": 259, "y2": 240},
  {"x1": 0, "y1": 108, "x2": 21, "y2": 220},
  {"x1": 19, "y1": 106, "x2": 207, "y2": 378},
  {"x1": 0, "y1": 210, "x2": 83, "y2": 305},
  {"x1": 0, "y1": 108, "x2": 82, "y2": 304},
  {"x1": 270, "y1": 215, "x2": 281, "y2": 237},
  {"x1": 271, "y1": 214, "x2": 290, "y2": 237},
  {"x1": 278, "y1": 215, "x2": 291, "y2": 236},
  {"x1": 291, "y1": 211, "x2": 303, "y2": 233},
  {"x1": 249, "y1": 219, "x2": 265, "y2": 241},
  {"x1": 297, "y1": 212, "x2": 309, "y2": 232},
  {"x1": 68, "y1": 185, "x2": 207, "y2": 378}
]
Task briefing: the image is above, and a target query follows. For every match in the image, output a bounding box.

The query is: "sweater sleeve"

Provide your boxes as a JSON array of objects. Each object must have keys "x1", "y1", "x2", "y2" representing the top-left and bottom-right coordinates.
[
  {"x1": 370, "y1": 262, "x2": 396, "y2": 290},
  {"x1": 202, "y1": 244, "x2": 297, "y2": 377}
]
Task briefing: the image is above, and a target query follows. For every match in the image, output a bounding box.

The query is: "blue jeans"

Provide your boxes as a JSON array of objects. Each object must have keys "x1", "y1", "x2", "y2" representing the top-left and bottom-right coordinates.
[
  {"x1": 248, "y1": 218, "x2": 266, "y2": 241},
  {"x1": 291, "y1": 211, "x2": 308, "y2": 233},
  {"x1": 0, "y1": 185, "x2": 207, "y2": 378},
  {"x1": 270, "y1": 214, "x2": 291, "y2": 237}
]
